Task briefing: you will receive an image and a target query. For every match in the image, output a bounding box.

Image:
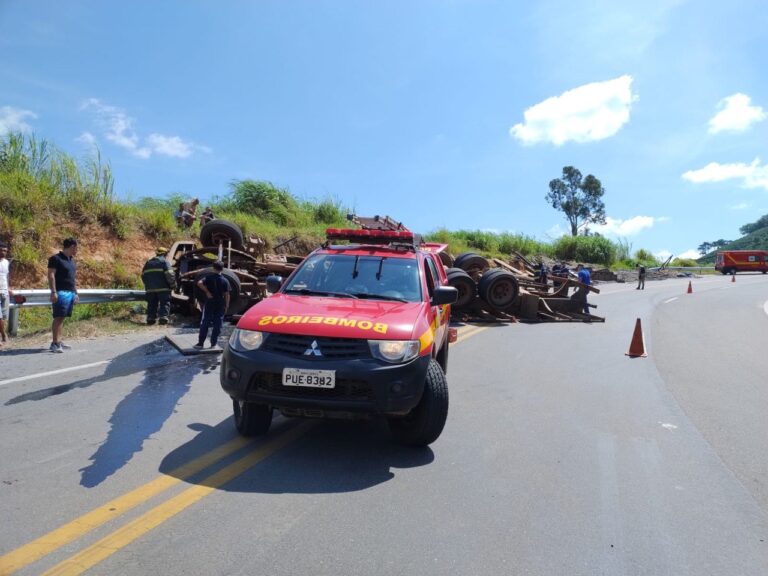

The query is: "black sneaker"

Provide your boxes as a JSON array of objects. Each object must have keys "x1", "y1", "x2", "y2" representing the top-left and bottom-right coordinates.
[
  {"x1": 147, "y1": 319, "x2": 157, "y2": 325},
  {"x1": 193, "y1": 343, "x2": 205, "y2": 350},
  {"x1": 158, "y1": 317, "x2": 169, "y2": 325},
  {"x1": 49, "y1": 342, "x2": 63, "y2": 353}
]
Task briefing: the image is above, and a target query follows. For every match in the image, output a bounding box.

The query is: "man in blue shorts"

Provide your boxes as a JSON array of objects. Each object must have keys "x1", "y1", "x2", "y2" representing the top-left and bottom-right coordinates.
[{"x1": 47, "y1": 238, "x2": 79, "y2": 353}]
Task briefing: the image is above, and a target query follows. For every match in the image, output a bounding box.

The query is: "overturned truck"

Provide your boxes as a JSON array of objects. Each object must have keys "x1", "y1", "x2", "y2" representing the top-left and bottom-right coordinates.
[
  {"x1": 166, "y1": 219, "x2": 303, "y2": 316},
  {"x1": 445, "y1": 251, "x2": 603, "y2": 322}
]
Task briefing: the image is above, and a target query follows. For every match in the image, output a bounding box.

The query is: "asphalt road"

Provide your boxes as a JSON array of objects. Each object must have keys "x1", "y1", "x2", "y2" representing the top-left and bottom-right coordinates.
[{"x1": 1, "y1": 275, "x2": 767, "y2": 575}]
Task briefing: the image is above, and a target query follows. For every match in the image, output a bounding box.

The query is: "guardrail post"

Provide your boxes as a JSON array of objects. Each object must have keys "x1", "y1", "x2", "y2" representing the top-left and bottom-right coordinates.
[{"x1": 8, "y1": 307, "x2": 19, "y2": 336}]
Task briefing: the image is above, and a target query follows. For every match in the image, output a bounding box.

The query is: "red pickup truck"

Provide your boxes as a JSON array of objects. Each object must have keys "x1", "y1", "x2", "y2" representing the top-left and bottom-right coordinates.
[{"x1": 220, "y1": 227, "x2": 458, "y2": 446}]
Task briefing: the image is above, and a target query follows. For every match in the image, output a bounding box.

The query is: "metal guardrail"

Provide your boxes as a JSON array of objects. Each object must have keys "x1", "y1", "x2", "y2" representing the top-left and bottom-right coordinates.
[
  {"x1": 653, "y1": 266, "x2": 715, "y2": 271},
  {"x1": 7, "y1": 289, "x2": 146, "y2": 336}
]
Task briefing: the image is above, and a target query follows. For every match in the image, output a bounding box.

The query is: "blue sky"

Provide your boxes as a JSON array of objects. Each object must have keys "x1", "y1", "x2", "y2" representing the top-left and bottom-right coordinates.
[{"x1": 2, "y1": 0, "x2": 766, "y2": 259}]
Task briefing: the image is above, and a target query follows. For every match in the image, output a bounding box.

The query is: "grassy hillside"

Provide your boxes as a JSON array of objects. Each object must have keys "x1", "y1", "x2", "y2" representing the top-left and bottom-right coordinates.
[{"x1": 1, "y1": 131, "x2": 666, "y2": 293}]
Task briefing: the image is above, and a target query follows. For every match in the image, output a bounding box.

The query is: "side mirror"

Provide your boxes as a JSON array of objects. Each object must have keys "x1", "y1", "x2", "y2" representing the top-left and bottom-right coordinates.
[
  {"x1": 432, "y1": 286, "x2": 458, "y2": 306},
  {"x1": 266, "y1": 275, "x2": 284, "y2": 294}
]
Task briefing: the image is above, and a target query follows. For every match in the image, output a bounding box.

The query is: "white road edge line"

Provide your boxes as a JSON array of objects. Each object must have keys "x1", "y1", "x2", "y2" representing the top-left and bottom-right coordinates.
[
  {"x1": 663, "y1": 297, "x2": 678, "y2": 304},
  {"x1": 0, "y1": 361, "x2": 109, "y2": 386}
]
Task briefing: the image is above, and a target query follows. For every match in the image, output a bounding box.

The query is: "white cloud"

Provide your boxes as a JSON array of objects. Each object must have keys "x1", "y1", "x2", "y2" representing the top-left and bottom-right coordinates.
[
  {"x1": 592, "y1": 215, "x2": 656, "y2": 236},
  {"x1": 146, "y1": 134, "x2": 192, "y2": 158},
  {"x1": 655, "y1": 250, "x2": 672, "y2": 262},
  {"x1": 0, "y1": 105, "x2": 37, "y2": 134},
  {"x1": 80, "y1": 98, "x2": 207, "y2": 159},
  {"x1": 75, "y1": 131, "x2": 96, "y2": 146},
  {"x1": 510, "y1": 75, "x2": 636, "y2": 146},
  {"x1": 682, "y1": 158, "x2": 768, "y2": 191},
  {"x1": 730, "y1": 202, "x2": 749, "y2": 210},
  {"x1": 708, "y1": 93, "x2": 766, "y2": 134},
  {"x1": 676, "y1": 249, "x2": 701, "y2": 260},
  {"x1": 545, "y1": 223, "x2": 568, "y2": 239}
]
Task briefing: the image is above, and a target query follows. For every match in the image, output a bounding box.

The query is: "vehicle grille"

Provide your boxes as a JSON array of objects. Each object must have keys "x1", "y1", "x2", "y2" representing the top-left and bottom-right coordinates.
[
  {"x1": 250, "y1": 373, "x2": 373, "y2": 400},
  {"x1": 262, "y1": 334, "x2": 371, "y2": 359}
]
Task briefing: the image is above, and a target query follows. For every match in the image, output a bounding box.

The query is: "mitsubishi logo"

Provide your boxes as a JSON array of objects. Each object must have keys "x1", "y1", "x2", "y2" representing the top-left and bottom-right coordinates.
[{"x1": 303, "y1": 340, "x2": 323, "y2": 356}]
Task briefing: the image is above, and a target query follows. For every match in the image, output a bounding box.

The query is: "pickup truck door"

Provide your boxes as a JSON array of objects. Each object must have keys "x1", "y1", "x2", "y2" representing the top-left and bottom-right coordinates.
[{"x1": 423, "y1": 254, "x2": 448, "y2": 352}]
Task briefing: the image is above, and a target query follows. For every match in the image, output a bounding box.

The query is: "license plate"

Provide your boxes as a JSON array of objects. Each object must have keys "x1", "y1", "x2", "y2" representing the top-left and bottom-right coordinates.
[{"x1": 282, "y1": 368, "x2": 336, "y2": 388}]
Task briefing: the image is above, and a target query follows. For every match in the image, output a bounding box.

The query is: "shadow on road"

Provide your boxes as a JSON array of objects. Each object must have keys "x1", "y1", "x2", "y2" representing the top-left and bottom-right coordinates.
[
  {"x1": 160, "y1": 416, "x2": 434, "y2": 494},
  {"x1": 78, "y1": 352, "x2": 219, "y2": 488},
  {"x1": 0, "y1": 347, "x2": 48, "y2": 356},
  {"x1": 4, "y1": 338, "x2": 181, "y2": 405}
]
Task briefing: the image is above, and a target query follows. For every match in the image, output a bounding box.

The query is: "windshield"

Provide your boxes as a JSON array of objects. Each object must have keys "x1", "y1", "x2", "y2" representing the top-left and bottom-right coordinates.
[{"x1": 284, "y1": 253, "x2": 422, "y2": 303}]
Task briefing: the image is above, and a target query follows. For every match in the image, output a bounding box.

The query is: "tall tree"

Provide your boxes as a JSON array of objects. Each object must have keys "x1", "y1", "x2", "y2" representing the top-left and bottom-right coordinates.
[
  {"x1": 739, "y1": 214, "x2": 768, "y2": 236},
  {"x1": 546, "y1": 166, "x2": 606, "y2": 236}
]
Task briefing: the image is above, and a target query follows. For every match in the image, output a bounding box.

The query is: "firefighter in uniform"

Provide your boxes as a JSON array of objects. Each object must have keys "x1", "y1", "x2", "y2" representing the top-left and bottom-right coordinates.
[{"x1": 141, "y1": 248, "x2": 175, "y2": 325}]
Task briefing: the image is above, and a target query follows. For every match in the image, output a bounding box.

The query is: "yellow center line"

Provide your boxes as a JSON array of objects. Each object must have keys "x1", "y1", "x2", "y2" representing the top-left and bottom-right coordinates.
[
  {"x1": 42, "y1": 422, "x2": 313, "y2": 576},
  {"x1": 454, "y1": 325, "x2": 488, "y2": 344},
  {"x1": 0, "y1": 434, "x2": 253, "y2": 574}
]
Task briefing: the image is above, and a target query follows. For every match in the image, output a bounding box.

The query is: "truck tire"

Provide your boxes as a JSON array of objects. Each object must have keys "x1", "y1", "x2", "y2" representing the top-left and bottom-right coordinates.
[
  {"x1": 194, "y1": 268, "x2": 242, "y2": 313},
  {"x1": 200, "y1": 219, "x2": 245, "y2": 250},
  {"x1": 388, "y1": 359, "x2": 448, "y2": 446},
  {"x1": 478, "y1": 268, "x2": 519, "y2": 310},
  {"x1": 233, "y1": 399, "x2": 272, "y2": 436},
  {"x1": 454, "y1": 252, "x2": 490, "y2": 278},
  {"x1": 446, "y1": 268, "x2": 477, "y2": 308}
]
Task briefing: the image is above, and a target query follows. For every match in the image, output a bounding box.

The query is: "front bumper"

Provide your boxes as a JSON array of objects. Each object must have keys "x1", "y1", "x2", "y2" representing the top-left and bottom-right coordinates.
[{"x1": 220, "y1": 345, "x2": 430, "y2": 416}]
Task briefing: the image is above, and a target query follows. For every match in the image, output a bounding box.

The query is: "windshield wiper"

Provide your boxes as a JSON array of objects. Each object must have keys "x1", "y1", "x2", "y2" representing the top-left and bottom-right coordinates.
[
  {"x1": 285, "y1": 288, "x2": 358, "y2": 299},
  {"x1": 350, "y1": 292, "x2": 408, "y2": 303}
]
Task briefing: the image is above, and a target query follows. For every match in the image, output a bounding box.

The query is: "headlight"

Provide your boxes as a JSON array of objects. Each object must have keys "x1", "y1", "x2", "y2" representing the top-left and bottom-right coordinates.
[
  {"x1": 229, "y1": 329, "x2": 265, "y2": 352},
  {"x1": 368, "y1": 340, "x2": 420, "y2": 363}
]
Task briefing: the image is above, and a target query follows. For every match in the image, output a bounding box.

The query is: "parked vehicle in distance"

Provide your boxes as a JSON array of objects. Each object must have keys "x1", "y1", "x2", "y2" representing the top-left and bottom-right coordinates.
[{"x1": 714, "y1": 250, "x2": 768, "y2": 274}]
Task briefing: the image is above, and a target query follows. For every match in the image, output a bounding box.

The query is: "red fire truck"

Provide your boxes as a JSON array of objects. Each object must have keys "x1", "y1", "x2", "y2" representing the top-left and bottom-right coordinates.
[
  {"x1": 714, "y1": 250, "x2": 768, "y2": 274},
  {"x1": 220, "y1": 224, "x2": 458, "y2": 446}
]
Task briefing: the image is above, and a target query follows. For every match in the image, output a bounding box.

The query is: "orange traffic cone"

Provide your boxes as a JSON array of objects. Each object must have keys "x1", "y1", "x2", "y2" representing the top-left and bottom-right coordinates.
[
  {"x1": 731, "y1": 274, "x2": 736, "y2": 283},
  {"x1": 626, "y1": 318, "x2": 648, "y2": 357},
  {"x1": 687, "y1": 281, "x2": 693, "y2": 294}
]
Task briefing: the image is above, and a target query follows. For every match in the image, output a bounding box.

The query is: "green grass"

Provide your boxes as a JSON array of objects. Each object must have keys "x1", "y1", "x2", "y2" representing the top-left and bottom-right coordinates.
[{"x1": 15, "y1": 302, "x2": 138, "y2": 338}]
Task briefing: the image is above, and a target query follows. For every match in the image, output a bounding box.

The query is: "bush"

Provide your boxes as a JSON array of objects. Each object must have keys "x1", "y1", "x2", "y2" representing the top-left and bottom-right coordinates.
[
  {"x1": 311, "y1": 197, "x2": 347, "y2": 225},
  {"x1": 228, "y1": 180, "x2": 309, "y2": 226},
  {"x1": 634, "y1": 248, "x2": 658, "y2": 265},
  {"x1": 552, "y1": 235, "x2": 617, "y2": 265}
]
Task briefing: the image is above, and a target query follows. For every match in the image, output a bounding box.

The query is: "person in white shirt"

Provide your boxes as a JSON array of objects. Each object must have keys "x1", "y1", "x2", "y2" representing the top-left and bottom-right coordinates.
[{"x1": 0, "y1": 242, "x2": 12, "y2": 348}]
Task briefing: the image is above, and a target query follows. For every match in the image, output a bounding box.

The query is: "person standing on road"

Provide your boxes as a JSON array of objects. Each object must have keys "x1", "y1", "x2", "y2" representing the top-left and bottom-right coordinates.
[
  {"x1": 47, "y1": 238, "x2": 79, "y2": 353},
  {"x1": 636, "y1": 263, "x2": 646, "y2": 290},
  {"x1": 0, "y1": 242, "x2": 12, "y2": 349},
  {"x1": 576, "y1": 263, "x2": 592, "y2": 315},
  {"x1": 194, "y1": 260, "x2": 230, "y2": 349},
  {"x1": 141, "y1": 247, "x2": 175, "y2": 325}
]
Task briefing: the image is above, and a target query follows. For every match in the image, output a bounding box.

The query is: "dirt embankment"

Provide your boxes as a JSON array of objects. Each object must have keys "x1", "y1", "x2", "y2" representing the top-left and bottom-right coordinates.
[
  {"x1": 11, "y1": 223, "x2": 159, "y2": 289},
  {"x1": 11, "y1": 224, "x2": 322, "y2": 290}
]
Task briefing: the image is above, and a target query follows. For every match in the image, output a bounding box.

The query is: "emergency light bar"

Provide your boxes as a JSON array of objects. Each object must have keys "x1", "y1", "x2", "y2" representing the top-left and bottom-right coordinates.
[{"x1": 325, "y1": 228, "x2": 415, "y2": 245}]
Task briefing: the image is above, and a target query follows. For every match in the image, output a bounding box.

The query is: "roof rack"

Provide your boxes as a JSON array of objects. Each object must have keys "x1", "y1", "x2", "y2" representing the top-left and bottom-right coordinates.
[
  {"x1": 346, "y1": 214, "x2": 409, "y2": 232},
  {"x1": 324, "y1": 214, "x2": 419, "y2": 250}
]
